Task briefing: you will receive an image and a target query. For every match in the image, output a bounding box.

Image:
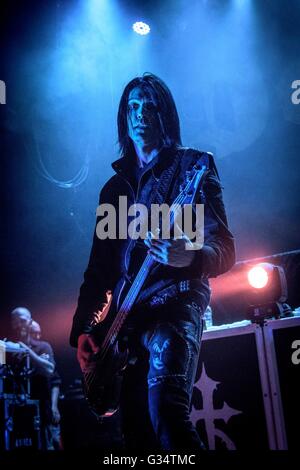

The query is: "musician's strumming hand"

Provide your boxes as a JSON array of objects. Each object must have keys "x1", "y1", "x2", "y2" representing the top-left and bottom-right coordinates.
[
  {"x1": 144, "y1": 230, "x2": 196, "y2": 268},
  {"x1": 77, "y1": 334, "x2": 100, "y2": 372},
  {"x1": 77, "y1": 292, "x2": 112, "y2": 371}
]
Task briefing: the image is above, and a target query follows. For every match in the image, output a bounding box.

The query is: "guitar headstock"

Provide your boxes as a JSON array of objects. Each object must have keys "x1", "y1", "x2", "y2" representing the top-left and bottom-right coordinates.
[{"x1": 178, "y1": 162, "x2": 209, "y2": 204}]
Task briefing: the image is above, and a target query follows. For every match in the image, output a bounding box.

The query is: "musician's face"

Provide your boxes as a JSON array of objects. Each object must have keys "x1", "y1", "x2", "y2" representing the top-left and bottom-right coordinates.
[
  {"x1": 127, "y1": 86, "x2": 162, "y2": 146},
  {"x1": 11, "y1": 312, "x2": 31, "y2": 339}
]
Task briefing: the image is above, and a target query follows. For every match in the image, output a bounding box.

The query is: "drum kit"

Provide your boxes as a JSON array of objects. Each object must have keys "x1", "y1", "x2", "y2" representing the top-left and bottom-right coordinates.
[
  {"x1": 0, "y1": 339, "x2": 31, "y2": 398},
  {"x1": 0, "y1": 340, "x2": 42, "y2": 450}
]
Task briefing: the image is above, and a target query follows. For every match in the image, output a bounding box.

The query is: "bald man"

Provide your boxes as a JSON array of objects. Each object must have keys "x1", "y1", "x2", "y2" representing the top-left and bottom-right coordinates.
[
  {"x1": 10, "y1": 307, "x2": 54, "y2": 377},
  {"x1": 9, "y1": 307, "x2": 55, "y2": 449},
  {"x1": 30, "y1": 320, "x2": 41, "y2": 341},
  {"x1": 10, "y1": 307, "x2": 32, "y2": 342}
]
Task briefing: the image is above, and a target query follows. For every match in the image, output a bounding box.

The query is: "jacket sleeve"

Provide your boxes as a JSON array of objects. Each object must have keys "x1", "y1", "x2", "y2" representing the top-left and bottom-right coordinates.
[
  {"x1": 69, "y1": 184, "x2": 117, "y2": 347},
  {"x1": 189, "y1": 153, "x2": 236, "y2": 278}
]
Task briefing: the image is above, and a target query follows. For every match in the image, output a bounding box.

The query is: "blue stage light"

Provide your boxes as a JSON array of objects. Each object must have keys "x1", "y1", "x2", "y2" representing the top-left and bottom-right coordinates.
[{"x1": 132, "y1": 21, "x2": 150, "y2": 35}]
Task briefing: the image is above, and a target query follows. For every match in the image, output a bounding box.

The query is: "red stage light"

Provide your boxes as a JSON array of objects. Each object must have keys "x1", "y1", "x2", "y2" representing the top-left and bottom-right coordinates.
[
  {"x1": 245, "y1": 262, "x2": 289, "y2": 322},
  {"x1": 247, "y1": 263, "x2": 270, "y2": 289}
]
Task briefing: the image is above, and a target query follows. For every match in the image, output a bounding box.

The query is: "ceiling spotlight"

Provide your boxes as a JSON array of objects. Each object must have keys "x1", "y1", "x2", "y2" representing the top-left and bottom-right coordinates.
[{"x1": 132, "y1": 21, "x2": 150, "y2": 36}]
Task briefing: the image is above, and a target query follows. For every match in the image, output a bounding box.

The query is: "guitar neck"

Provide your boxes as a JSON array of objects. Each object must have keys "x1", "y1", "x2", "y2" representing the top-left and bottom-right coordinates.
[
  {"x1": 107, "y1": 254, "x2": 155, "y2": 345},
  {"x1": 113, "y1": 201, "x2": 184, "y2": 331}
]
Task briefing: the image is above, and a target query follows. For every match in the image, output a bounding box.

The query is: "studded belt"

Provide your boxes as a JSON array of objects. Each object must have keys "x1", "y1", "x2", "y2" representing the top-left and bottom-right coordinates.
[{"x1": 143, "y1": 279, "x2": 205, "y2": 309}]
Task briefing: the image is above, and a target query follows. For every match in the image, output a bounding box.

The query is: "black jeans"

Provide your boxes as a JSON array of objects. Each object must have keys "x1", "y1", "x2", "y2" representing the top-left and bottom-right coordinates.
[{"x1": 120, "y1": 293, "x2": 207, "y2": 451}]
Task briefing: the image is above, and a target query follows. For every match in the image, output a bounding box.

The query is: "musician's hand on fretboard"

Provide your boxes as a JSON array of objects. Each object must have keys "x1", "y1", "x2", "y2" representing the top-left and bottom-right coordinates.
[{"x1": 144, "y1": 230, "x2": 196, "y2": 268}]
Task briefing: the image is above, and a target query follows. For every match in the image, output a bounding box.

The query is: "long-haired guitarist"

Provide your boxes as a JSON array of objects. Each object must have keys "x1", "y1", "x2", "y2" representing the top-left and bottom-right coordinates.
[{"x1": 70, "y1": 73, "x2": 235, "y2": 451}]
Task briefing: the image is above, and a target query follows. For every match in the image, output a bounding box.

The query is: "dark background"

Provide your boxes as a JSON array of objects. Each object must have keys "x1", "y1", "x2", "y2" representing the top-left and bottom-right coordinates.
[{"x1": 1, "y1": 0, "x2": 300, "y2": 388}]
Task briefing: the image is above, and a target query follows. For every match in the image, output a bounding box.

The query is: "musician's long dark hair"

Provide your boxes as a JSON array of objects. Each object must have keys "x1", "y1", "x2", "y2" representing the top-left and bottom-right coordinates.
[{"x1": 117, "y1": 73, "x2": 182, "y2": 157}]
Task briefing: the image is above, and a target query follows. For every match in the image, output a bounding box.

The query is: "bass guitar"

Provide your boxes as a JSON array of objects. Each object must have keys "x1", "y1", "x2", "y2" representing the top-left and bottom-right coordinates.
[{"x1": 82, "y1": 159, "x2": 209, "y2": 417}]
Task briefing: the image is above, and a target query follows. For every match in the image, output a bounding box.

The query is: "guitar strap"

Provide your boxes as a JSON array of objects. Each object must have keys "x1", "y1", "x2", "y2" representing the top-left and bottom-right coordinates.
[
  {"x1": 150, "y1": 147, "x2": 210, "y2": 213},
  {"x1": 148, "y1": 147, "x2": 182, "y2": 207},
  {"x1": 124, "y1": 147, "x2": 182, "y2": 282},
  {"x1": 151, "y1": 148, "x2": 210, "y2": 205},
  {"x1": 134, "y1": 149, "x2": 210, "y2": 302}
]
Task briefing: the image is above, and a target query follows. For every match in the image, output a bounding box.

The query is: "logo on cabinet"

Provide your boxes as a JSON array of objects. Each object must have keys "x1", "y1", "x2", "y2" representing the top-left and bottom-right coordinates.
[{"x1": 191, "y1": 364, "x2": 242, "y2": 450}]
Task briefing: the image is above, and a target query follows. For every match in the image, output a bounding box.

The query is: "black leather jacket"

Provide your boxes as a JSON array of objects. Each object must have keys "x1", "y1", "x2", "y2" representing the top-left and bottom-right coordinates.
[{"x1": 70, "y1": 146, "x2": 235, "y2": 347}]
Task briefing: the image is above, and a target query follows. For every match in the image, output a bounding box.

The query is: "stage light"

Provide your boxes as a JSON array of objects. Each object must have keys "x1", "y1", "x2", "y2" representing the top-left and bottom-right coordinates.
[
  {"x1": 245, "y1": 263, "x2": 290, "y2": 322},
  {"x1": 246, "y1": 263, "x2": 288, "y2": 305},
  {"x1": 132, "y1": 21, "x2": 150, "y2": 36},
  {"x1": 248, "y1": 264, "x2": 269, "y2": 289}
]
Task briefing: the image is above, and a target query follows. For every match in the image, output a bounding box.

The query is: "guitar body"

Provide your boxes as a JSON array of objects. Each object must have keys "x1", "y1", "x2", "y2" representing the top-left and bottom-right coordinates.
[
  {"x1": 82, "y1": 338, "x2": 128, "y2": 418},
  {"x1": 81, "y1": 278, "x2": 131, "y2": 417}
]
